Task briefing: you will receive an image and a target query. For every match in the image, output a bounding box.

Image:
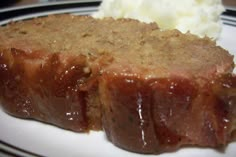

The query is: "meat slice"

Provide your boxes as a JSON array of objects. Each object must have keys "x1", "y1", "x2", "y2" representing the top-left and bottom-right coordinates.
[
  {"x1": 100, "y1": 72, "x2": 236, "y2": 153},
  {"x1": 0, "y1": 14, "x2": 235, "y2": 153},
  {"x1": 0, "y1": 15, "x2": 158, "y2": 132}
]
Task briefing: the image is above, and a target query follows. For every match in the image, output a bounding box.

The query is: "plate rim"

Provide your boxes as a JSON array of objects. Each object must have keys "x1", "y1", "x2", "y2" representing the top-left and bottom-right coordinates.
[
  {"x1": 0, "y1": 0, "x2": 101, "y2": 26},
  {"x1": 225, "y1": 6, "x2": 236, "y2": 11},
  {"x1": 0, "y1": 140, "x2": 41, "y2": 157},
  {"x1": 0, "y1": 0, "x2": 102, "y2": 13}
]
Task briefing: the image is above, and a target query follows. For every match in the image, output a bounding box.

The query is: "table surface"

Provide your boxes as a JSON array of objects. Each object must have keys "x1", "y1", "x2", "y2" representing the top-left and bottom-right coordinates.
[
  {"x1": 1, "y1": 0, "x2": 236, "y2": 8},
  {"x1": 224, "y1": 0, "x2": 236, "y2": 6}
]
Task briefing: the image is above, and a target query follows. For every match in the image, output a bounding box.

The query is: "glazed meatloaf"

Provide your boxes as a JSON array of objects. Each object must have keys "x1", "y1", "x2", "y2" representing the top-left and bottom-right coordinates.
[{"x1": 0, "y1": 15, "x2": 236, "y2": 153}]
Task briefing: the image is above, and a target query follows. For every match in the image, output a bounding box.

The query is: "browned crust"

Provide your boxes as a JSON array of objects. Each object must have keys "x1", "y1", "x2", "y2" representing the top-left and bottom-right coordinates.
[
  {"x1": 0, "y1": 47, "x2": 102, "y2": 131},
  {"x1": 100, "y1": 72, "x2": 236, "y2": 153}
]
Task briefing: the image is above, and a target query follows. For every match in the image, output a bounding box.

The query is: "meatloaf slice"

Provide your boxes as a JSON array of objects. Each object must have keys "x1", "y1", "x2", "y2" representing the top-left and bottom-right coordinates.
[
  {"x1": 0, "y1": 15, "x2": 158, "y2": 131},
  {"x1": 0, "y1": 15, "x2": 235, "y2": 153}
]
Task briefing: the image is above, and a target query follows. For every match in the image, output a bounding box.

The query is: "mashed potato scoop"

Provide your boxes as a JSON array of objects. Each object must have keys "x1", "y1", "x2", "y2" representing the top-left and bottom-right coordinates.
[{"x1": 93, "y1": 0, "x2": 225, "y2": 39}]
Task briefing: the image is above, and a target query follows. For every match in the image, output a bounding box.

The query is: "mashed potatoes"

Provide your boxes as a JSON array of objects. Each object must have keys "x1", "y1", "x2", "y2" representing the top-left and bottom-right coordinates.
[{"x1": 93, "y1": 0, "x2": 225, "y2": 39}]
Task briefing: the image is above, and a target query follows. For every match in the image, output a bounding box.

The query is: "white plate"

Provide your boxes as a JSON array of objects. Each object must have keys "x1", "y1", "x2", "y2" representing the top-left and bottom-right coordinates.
[
  {"x1": 225, "y1": 6, "x2": 236, "y2": 11},
  {"x1": 0, "y1": 2, "x2": 236, "y2": 157}
]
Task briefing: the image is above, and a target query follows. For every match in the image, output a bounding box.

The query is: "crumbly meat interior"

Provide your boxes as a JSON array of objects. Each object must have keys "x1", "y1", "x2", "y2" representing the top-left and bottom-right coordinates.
[{"x1": 0, "y1": 15, "x2": 233, "y2": 79}]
